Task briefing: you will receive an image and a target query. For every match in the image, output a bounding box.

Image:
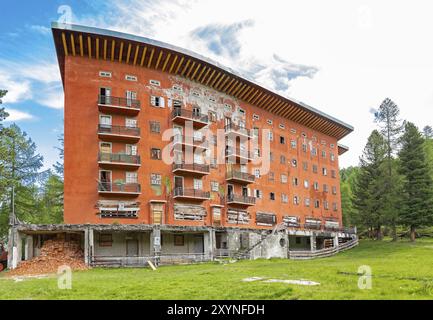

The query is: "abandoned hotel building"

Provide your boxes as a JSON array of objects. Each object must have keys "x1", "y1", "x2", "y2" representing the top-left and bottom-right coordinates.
[{"x1": 8, "y1": 22, "x2": 357, "y2": 268}]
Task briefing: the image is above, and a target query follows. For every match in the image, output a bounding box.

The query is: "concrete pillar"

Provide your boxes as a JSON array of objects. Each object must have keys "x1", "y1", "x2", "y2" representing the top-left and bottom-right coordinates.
[
  {"x1": 310, "y1": 233, "x2": 317, "y2": 252},
  {"x1": 227, "y1": 229, "x2": 241, "y2": 257},
  {"x1": 205, "y1": 228, "x2": 215, "y2": 260},
  {"x1": 7, "y1": 227, "x2": 20, "y2": 269},
  {"x1": 24, "y1": 235, "x2": 33, "y2": 260},
  {"x1": 151, "y1": 226, "x2": 161, "y2": 265},
  {"x1": 334, "y1": 234, "x2": 340, "y2": 249}
]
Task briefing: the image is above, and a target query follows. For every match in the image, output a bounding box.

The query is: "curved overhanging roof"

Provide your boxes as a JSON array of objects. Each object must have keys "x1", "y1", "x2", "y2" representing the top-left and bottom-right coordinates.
[{"x1": 51, "y1": 22, "x2": 353, "y2": 141}]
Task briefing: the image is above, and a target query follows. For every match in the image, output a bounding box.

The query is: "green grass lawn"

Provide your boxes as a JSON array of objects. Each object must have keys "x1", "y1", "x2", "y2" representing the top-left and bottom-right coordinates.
[{"x1": 1, "y1": 239, "x2": 433, "y2": 300}]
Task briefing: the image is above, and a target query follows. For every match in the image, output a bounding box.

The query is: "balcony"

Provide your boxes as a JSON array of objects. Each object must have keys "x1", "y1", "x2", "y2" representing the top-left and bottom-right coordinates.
[
  {"x1": 172, "y1": 163, "x2": 210, "y2": 176},
  {"x1": 226, "y1": 170, "x2": 255, "y2": 184},
  {"x1": 98, "y1": 125, "x2": 140, "y2": 143},
  {"x1": 225, "y1": 147, "x2": 253, "y2": 162},
  {"x1": 98, "y1": 153, "x2": 141, "y2": 169},
  {"x1": 227, "y1": 194, "x2": 256, "y2": 206},
  {"x1": 98, "y1": 95, "x2": 140, "y2": 115},
  {"x1": 225, "y1": 124, "x2": 251, "y2": 139},
  {"x1": 98, "y1": 182, "x2": 141, "y2": 196},
  {"x1": 173, "y1": 188, "x2": 210, "y2": 201},
  {"x1": 172, "y1": 135, "x2": 209, "y2": 151},
  {"x1": 172, "y1": 108, "x2": 209, "y2": 128}
]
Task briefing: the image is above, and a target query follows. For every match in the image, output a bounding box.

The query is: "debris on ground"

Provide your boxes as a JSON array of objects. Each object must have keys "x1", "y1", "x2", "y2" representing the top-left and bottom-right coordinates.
[
  {"x1": 242, "y1": 277, "x2": 320, "y2": 286},
  {"x1": 7, "y1": 239, "x2": 88, "y2": 276}
]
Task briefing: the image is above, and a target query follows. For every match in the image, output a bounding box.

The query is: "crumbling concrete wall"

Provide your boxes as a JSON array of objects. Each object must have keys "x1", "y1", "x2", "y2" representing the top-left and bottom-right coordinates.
[
  {"x1": 227, "y1": 229, "x2": 241, "y2": 252},
  {"x1": 260, "y1": 232, "x2": 288, "y2": 259},
  {"x1": 248, "y1": 232, "x2": 262, "y2": 260}
]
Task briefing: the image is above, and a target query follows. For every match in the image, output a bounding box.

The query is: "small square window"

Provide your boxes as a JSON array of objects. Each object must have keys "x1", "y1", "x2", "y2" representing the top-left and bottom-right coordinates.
[
  {"x1": 151, "y1": 173, "x2": 162, "y2": 185},
  {"x1": 211, "y1": 181, "x2": 219, "y2": 192},
  {"x1": 291, "y1": 140, "x2": 297, "y2": 149},
  {"x1": 173, "y1": 84, "x2": 183, "y2": 91},
  {"x1": 99, "y1": 71, "x2": 112, "y2": 78},
  {"x1": 125, "y1": 75, "x2": 137, "y2": 81},
  {"x1": 292, "y1": 159, "x2": 298, "y2": 167},
  {"x1": 270, "y1": 192, "x2": 275, "y2": 200},
  {"x1": 253, "y1": 114, "x2": 260, "y2": 120},
  {"x1": 151, "y1": 148, "x2": 161, "y2": 160},
  {"x1": 280, "y1": 136, "x2": 285, "y2": 144},
  {"x1": 149, "y1": 121, "x2": 160, "y2": 133},
  {"x1": 150, "y1": 79, "x2": 161, "y2": 86},
  {"x1": 151, "y1": 96, "x2": 165, "y2": 108},
  {"x1": 279, "y1": 123, "x2": 285, "y2": 130},
  {"x1": 174, "y1": 235, "x2": 184, "y2": 246},
  {"x1": 267, "y1": 119, "x2": 273, "y2": 125}
]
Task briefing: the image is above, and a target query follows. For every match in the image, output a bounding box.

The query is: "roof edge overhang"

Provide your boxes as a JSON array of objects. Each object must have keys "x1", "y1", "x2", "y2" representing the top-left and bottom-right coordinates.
[
  {"x1": 338, "y1": 143, "x2": 349, "y2": 155},
  {"x1": 51, "y1": 22, "x2": 354, "y2": 141}
]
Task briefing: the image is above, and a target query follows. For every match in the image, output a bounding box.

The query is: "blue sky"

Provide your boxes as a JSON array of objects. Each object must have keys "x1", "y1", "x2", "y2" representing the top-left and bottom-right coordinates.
[{"x1": 2, "y1": 0, "x2": 433, "y2": 170}]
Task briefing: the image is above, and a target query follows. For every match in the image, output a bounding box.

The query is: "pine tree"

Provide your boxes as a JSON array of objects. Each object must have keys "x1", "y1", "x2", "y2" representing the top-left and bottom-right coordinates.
[
  {"x1": 0, "y1": 90, "x2": 9, "y2": 128},
  {"x1": 374, "y1": 98, "x2": 403, "y2": 241},
  {"x1": 352, "y1": 130, "x2": 388, "y2": 239},
  {"x1": 398, "y1": 122, "x2": 433, "y2": 241}
]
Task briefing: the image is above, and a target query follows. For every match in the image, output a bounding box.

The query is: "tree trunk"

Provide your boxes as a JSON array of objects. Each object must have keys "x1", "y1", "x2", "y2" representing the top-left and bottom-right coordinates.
[
  {"x1": 391, "y1": 224, "x2": 398, "y2": 242},
  {"x1": 375, "y1": 226, "x2": 383, "y2": 240},
  {"x1": 410, "y1": 226, "x2": 416, "y2": 242}
]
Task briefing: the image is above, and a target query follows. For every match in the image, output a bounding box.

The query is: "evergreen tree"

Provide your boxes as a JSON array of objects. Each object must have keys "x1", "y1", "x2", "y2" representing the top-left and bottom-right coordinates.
[
  {"x1": 340, "y1": 166, "x2": 360, "y2": 226},
  {"x1": 352, "y1": 130, "x2": 388, "y2": 239},
  {"x1": 374, "y1": 98, "x2": 403, "y2": 241},
  {"x1": 423, "y1": 125, "x2": 433, "y2": 139},
  {"x1": 0, "y1": 90, "x2": 9, "y2": 129},
  {"x1": 398, "y1": 122, "x2": 433, "y2": 241}
]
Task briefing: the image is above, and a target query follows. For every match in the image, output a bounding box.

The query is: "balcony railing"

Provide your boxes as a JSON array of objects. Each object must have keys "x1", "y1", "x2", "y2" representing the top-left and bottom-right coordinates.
[
  {"x1": 227, "y1": 194, "x2": 256, "y2": 205},
  {"x1": 172, "y1": 108, "x2": 209, "y2": 124},
  {"x1": 173, "y1": 187, "x2": 210, "y2": 199},
  {"x1": 98, "y1": 125, "x2": 140, "y2": 137},
  {"x1": 225, "y1": 147, "x2": 253, "y2": 160},
  {"x1": 172, "y1": 135, "x2": 208, "y2": 149},
  {"x1": 225, "y1": 124, "x2": 251, "y2": 137},
  {"x1": 226, "y1": 170, "x2": 255, "y2": 183},
  {"x1": 98, "y1": 182, "x2": 141, "y2": 194},
  {"x1": 98, "y1": 153, "x2": 141, "y2": 165},
  {"x1": 172, "y1": 163, "x2": 210, "y2": 174},
  {"x1": 98, "y1": 95, "x2": 140, "y2": 109}
]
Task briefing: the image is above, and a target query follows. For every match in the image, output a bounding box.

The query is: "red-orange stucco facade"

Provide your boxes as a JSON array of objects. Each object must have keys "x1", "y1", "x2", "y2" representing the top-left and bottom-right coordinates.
[{"x1": 54, "y1": 23, "x2": 353, "y2": 234}]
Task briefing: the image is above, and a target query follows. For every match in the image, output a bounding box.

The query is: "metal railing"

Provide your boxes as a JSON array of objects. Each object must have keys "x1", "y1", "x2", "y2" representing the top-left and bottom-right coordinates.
[
  {"x1": 172, "y1": 108, "x2": 209, "y2": 124},
  {"x1": 225, "y1": 147, "x2": 253, "y2": 159},
  {"x1": 98, "y1": 125, "x2": 140, "y2": 137},
  {"x1": 98, "y1": 182, "x2": 141, "y2": 193},
  {"x1": 225, "y1": 123, "x2": 251, "y2": 137},
  {"x1": 227, "y1": 194, "x2": 256, "y2": 205},
  {"x1": 226, "y1": 170, "x2": 255, "y2": 183},
  {"x1": 172, "y1": 135, "x2": 208, "y2": 148},
  {"x1": 288, "y1": 237, "x2": 359, "y2": 260},
  {"x1": 98, "y1": 153, "x2": 140, "y2": 165},
  {"x1": 98, "y1": 95, "x2": 141, "y2": 109},
  {"x1": 172, "y1": 163, "x2": 210, "y2": 173},
  {"x1": 173, "y1": 187, "x2": 210, "y2": 199}
]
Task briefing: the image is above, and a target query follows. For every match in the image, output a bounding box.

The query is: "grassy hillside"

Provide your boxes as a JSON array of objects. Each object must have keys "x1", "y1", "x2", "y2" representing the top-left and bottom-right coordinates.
[{"x1": 1, "y1": 239, "x2": 433, "y2": 300}]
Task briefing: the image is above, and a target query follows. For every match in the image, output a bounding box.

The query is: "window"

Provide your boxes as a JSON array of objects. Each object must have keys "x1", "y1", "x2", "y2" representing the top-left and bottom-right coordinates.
[
  {"x1": 125, "y1": 118, "x2": 137, "y2": 128},
  {"x1": 253, "y1": 114, "x2": 260, "y2": 120},
  {"x1": 150, "y1": 96, "x2": 165, "y2": 108},
  {"x1": 322, "y1": 150, "x2": 326, "y2": 158},
  {"x1": 321, "y1": 140, "x2": 327, "y2": 145},
  {"x1": 269, "y1": 152, "x2": 274, "y2": 162},
  {"x1": 99, "y1": 71, "x2": 112, "y2": 78},
  {"x1": 126, "y1": 144, "x2": 137, "y2": 155},
  {"x1": 208, "y1": 111, "x2": 217, "y2": 122},
  {"x1": 313, "y1": 165, "x2": 318, "y2": 174},
  {"x1": 267, "y1": 119, "x2": 273, "y2": 125},
  {"x1": 281, "y1": 193, "x2": 288, "y2": 203},
  {"x1": 333, "y1": 202, "x2": 338, "y2": 211},
  {"x1": 330, "y1": 143, "x2": 335, "y2": 148},
  {"x1": 268, "y1": 172, "x2": 275, "y2": 181},
  {"x1": 322, "y1": 167, "x2": 327, "y2": 176},
  {"x1": 99, "y1": 234, "x2": 113, "y2": 247},
  {"x1": 305, "y1": 198, "x2": 310, "y2": 207},
  {"x1": 125, "y1": 75, "x2": 137, "y2": 81},
  {"x1": 270, "y1": 192, "x2": 275, "y2": 200},
  {"x1": 238, "y1": 107, "x2": 245, "y2": 115},
  {"x1": 331, "y1": 170, "x2": 337, "y2": 178},
  {"x1": 279, "y1": 123, "x2": 285, "y2": 130},
  {"x1": 224, "y1": 104, "x2": 232, "y2": 112},
  {"x1": 302, "y1": 144, "x2": 307, "y2": 153},
  {"x1": 293, "y1": 196, "x2": 300, "y2": 205},
  {"x1": 304, "y1": 180, "x2": 309, "y2": 188},
  {"x1": 126, "y1": 172, "x2": 138, "y2": 184},
  {"x1": 280, "y1": 136, "x2": 285, "y2": 144},
  {"x1": 193, "y1": 179, "x2": 203, "y2": 190},
  {"x1": 324, "y1": 201, "x2": 329, "y2": 210},
  {"x1": 292, "y1": 177, "x2": 299, "y2": 186},
  {"x1": 291, "y1": 140, "x2": 297, "y2": 149},
  {"x1": 99, "y1": 115, "x2": 112, "y2": 127},
  {"x1": 254, "y1": 169, "x2": 261, "y2": 178},
  {"x1": 254, "y1": 148, "x2": 261, "y2": 158},
  {"x1": 211, "y1": 181, "x2": 219, "y2": 192},
  {"x1": 302, "y1": 132, "x2": 307, "y2": 138},
  {"x1": 292, "y1": 159, "x2": 297, "y2": 167},
  {"x1": 280, "y1": 155, "x2": 286, "y2": 164},
  {"x1": 149, "y1": 79, "x2": 161, "y2": 86},
  {"x1": 330, "y1": 153, "x2": 335, "y2": 162},
  {"x1": 151, "y1": 173, "x2": 162, "y2": 185},
  {"x1": 208, "y1": 96, "x2": 216, "y2": 102},
  {"x1": 174, "y1": 235, "x2": 184, "y2": 246},
  {"x1": 151, "y1": 148, "x2": 161, "y2": 160},
  {"x1": 268, "y1": 131, "x2": 273, "y2": 141},
  {"x1": 255, "y1": 189, "x2": 263, "y2": 199},
  {"x1": 314, "y1": 182, "x2": 319, "y2": 191},
  {"x1": 332, "y1": 186, "x2": 337, "y2": 195},
  {"x1": 311, "y1": 147, "x2": 317, "y2": 156},
  {"x1": 173, "y1": 84, "x2": 182, "y2": 91},
  {"x1": 323, "y1": 184, "x2": 329, "y2": 193},
  {"x1": 192, "y1": 91, "x2": 200, "y2": 97},
  {"x1": 252, "y1": 127, "x2": 259, "y2": 138},
  {"x1": 149, "y1": 121, "x2": 160, "y2": 133},
  {"x1": 314, "y1": 200, "x2": 320, "y2": 208},
  {"x1": 281, "y1": 174, "x2": 287, "y2": 183},
  {"x1": 290, "y1": 128, "x2": 297, "y2": 134},
  {"x1": 303, "y1": 162, "x2": 308, "y2": 171}
]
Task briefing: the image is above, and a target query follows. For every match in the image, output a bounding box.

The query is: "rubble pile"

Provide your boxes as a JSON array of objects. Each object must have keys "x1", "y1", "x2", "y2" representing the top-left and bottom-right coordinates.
[{"x1": 8, "y1": 239, "x2": 88, "y2": 276}]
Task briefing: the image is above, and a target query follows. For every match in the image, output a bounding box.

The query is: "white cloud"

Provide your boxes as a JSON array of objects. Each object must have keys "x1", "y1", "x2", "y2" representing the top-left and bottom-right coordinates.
[
  {"x1": 3, "y1": 108, "x2": 35, "y2": 122},
  {"x1": 0, "y1": 72, "x2": 32, "y2": 103},
  {"x1": 29, "y1": 25, "x2": 51, "y2": 35},
  {"x1": 68, "y1": 0, "x2": 433, "y2": 167}
]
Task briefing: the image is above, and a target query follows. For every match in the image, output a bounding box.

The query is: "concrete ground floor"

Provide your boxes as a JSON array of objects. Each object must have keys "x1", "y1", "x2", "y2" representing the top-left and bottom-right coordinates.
[{"x1": 7, "y1": 224, "x2": 357, "y2": 268}]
